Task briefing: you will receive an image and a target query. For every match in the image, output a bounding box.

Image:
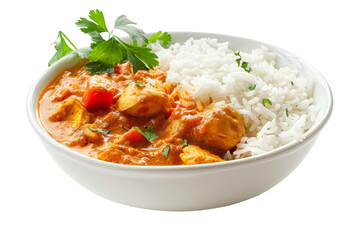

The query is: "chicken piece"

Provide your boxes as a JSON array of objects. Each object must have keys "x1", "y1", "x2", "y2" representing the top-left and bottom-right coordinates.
[
  {"x1": 133, "y1": 69, "x2": 167, "y2": 83},
  {"x1": 82, "y1": 124, "x2": 104, "y2": 144},
  {"x1": 51, "y1": 82, "x2": 83, "y2": 102},
  {"x1": 49, "y1": 98, "x2": 90, "y2": 128},
  {"x1": 82, "y1": 75, "x2": 118, "y2": 109},
  {"x1": 98, "y1": 138, "x2": 149, "y2": 165},
  {"x1": 114, "y1": 62, "x2": 133, "y2": 75},
  {"x1": 118, "y1": 83, "x2": 174, "y2": 117},
  {"x1": 180, "y1": 145, "x2": 225, "y2": 165},
  {"x1": 193, "y1": 104, "x2": 245, "y2": 151}
]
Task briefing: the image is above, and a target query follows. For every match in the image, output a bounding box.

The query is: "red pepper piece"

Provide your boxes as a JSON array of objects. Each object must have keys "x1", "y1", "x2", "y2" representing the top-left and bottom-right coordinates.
[
  {"x1": 166, "y1": 108, "x2": 174, "y2": 118},
  {"x1": 82, "y1": 77, "x2": 114, "y2": 109},
  {"x1": 83, "y1": 89, "x2": 113, "y2": 109},
  {"x1": 124, "y1": 128, "x2": 146, "y2": 144}
]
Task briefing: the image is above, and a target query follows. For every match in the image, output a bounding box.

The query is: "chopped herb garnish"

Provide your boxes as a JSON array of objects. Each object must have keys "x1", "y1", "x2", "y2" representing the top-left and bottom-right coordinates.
[
  {"x1": 234, "y1": 51, "x2": 252, "y2": 72},
  {"x1": 291, "y1": 81, "x2": 294, "y2": 86},
  {"x1": 241, "y1": 61, "x2": 248, "y2": 69},
  {"x1": 162, "y1": 146, "x2": 170, "y2": 158},
  {"x1": 134, "y1": 81, "x2": 145, "y2": 87},
  {"x1": 234, "y1": 51, "x2": 242, "y2": 66},
  {"x1": 244, "y1": 65, "x2": 252, "y2": 73},
  {"x1": 148, "y1": 83, "x2": 154, "y2": 87},
  {"x1": 183, "y1": 139, "x2": 188, "y2": 147},
  {"x1": 285, "y1": 108, "x2": 289, "y2": 117},
  {"x1": 89, "y1": 127, "x2": 110, "y2": 134},
  {"x1": 121, "y1": 125, "x2": 129, "y2": 131},
  {"x1": 255, "y1": 133, "x2": 258, "y2": 137},
  {"x1": 134, "y1": 126, "x2": 159, "y2": 141},
  {"x1": 262, "y1": 98, "x2": 272, "y2": 106},
  {"x1": 248, "y1": 83, "x2": 256, "y2": 91}
]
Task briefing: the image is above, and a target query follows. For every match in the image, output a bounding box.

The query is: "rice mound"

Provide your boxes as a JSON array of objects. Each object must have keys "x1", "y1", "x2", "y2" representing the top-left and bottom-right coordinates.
[{"x1": 151, "y1": 38, "x2": 318, "y2": 159}]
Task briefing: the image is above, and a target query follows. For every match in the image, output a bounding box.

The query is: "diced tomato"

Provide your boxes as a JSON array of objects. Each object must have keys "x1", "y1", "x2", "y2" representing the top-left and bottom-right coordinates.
[
  {"x1": 82, "y1": 78, "x2": 114, "y2": 109},
  {"x1": 124, "y1": 129, "x2": 146, "y2": 144},
  {"x1": 166, "y1": 108, "x2": 174, "y2": 118}
]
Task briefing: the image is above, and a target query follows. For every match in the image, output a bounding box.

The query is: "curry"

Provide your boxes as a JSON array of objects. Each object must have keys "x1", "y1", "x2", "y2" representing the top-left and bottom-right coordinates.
[{"x1": 38, "y1": 61, "x2": 245, "y2": 165}]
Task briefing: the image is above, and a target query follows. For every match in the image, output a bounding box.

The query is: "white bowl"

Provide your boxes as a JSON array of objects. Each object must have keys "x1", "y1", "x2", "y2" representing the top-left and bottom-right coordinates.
[{"x1": 27, "y1": 32, "x2": 333, "y2": 211}]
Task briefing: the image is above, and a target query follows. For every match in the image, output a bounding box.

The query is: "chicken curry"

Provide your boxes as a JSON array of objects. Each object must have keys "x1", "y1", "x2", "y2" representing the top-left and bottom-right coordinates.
[{"x1": 38, "y1": 61, "x2": 246, "y2": 165}]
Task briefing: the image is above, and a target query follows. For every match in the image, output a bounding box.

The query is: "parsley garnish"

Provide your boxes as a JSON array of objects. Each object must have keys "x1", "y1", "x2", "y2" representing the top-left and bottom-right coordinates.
[
  {"x1": 248, "y1": 83, "x2": 256, "y2": 91},
  {"x1": 113, "y1": 15, "x2": 147, "y2": 43},
  {"x1": 234, "y1": 51, "x2": 242, "y2": 66},
  {"x1": 89, "y1": 127, "x2": 110, "y2": 134},
  {"x1": 121, "y1": 125, "x2": 129, "y2": 131},
  {"x1": 291, "y1": 81, "x2": 294, "y2": 86},
  {"x1": 262, "y1": 98, "x2": 272, "y2": 106},
  {"x1": 134, "y1": 81, "x2": 145, "y2": 87},
  {"x1": 48, "y1": 31, "x2": 77, "y2": 67},
  {"x1": 234, "y1": 51, "x2": 252, "y2": 73},
  {"x1": 134, "y1": 126, "x2": 159, "y2": 141},
  {"x1": 49, "y1": 10, "x2": 172, "y2": 74},
  {"x1": 183, "y1": 139, "x2": 188, "y2": 147},
  {"x1": 285, "y1": 108, "x2": 289, "y2": 117},
  {"x1": 162, "y1": 146, "x2": 170, "y2": 158},
  {"x1": 148, "y1": 31, "x2": 172, "y2": 48}
]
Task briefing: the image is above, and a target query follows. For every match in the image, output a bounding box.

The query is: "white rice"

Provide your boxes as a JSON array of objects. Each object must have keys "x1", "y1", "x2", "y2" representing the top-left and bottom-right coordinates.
[{"x1": 150, "y1": 38, "x2": 318, "y2": 159}]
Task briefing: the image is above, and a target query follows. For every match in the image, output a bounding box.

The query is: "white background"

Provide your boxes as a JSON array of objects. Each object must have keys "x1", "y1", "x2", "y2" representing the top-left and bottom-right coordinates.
[{"x1": 1, "y1": 0, "x2": 359, "y2": 239}]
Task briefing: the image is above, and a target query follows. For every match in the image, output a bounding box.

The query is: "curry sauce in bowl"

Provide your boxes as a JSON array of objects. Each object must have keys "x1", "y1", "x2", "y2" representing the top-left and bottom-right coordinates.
[{"x1": 38, "y1": 61, "x2": 245, "y2": 166}]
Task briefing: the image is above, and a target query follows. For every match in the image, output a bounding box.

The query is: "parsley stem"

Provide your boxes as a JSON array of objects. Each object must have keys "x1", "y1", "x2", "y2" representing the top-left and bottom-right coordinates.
[{"x1": 60, "y1": 31, "x2": 78, "y2": 50}]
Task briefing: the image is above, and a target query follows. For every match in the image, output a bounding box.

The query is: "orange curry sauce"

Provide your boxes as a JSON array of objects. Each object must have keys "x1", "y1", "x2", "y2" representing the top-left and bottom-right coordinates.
[{"x1": 38, "y1": 62, "x2": 245, "y2": 165}]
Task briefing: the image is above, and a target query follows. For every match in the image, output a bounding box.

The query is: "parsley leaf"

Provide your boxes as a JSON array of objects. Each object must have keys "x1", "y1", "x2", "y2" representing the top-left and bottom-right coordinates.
[
  {"x1": 88, "y1": 31, "x2": 106, "y2": 48},
  {"x1": 89, "y1": 127, "x2": 110, "y2": 134},
  {"x1": 134, "y1": 126, "x2": 159, "y2": 142},
  {"x1": 76, "y1": 9, "x2": 108, "y2": 33},
  {"x1": 134, "y1": 81, "x2": 145, "y2": 87},
  {"x1": 285, "y1": 108, "x2": 289, "y2": 117},
  {"x1": 162, "y1": 146, "x2": 170, "y2": 158},
  {"x1": 262, "y1": 98, "x2": 272, "y2": 106},
  {"x1": 85, "y1": 61, "x2": 114, "y2": 75},
  {"x1": 114, "y1": 15, "x2": 147, "y2": 43},
  {"x1": 88, "y1": 37, "x2": 123, "y2": 68},
  {"x1": 148, "y1": 31, "x2": 172, "y2": 48},
  {"x1": 73, "y1": 47, "x2": 91, "y2": 59},
  {"x1": 241, "y1": 61, "x2": 252, "y2": 73},
  {"x1": 234, "y1": 51, "x2": 241, "y2": 66},
  {"x1": 248, "y1": 83, "x2": 256, "y2": 91},
  {"x1": 234, "y1": 51, "x2": 252, "y2": 73},
  {"x1": 121, "y1": 40, "x2": 159, "y2": 73},
  {"x1": 48, "y1": 31, "x2": 77, "y2": 66},
  {"x1": 183, "y1": 139, "x2": 188, "y2": 147},
  {"x1": 50, "y1": 10, "x2": 171, "y2": 75}
]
